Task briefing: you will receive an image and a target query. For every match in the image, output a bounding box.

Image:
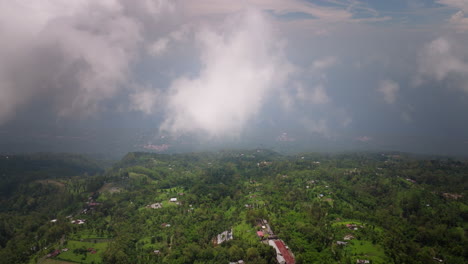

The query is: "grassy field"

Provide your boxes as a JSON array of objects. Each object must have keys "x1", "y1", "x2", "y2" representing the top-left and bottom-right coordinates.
[
  {"x1": 332, "y1": 219, "x2": 384, "y2": 234},
  {"x1": 68, "y1": 230, "x2": 111, "y2": 240},
  {"x1": 332, "y1": 220, "x2": 365, "y2": 227},
  {"x1": 346, "y1": 240, "x2": 387, "y2": 264},
  {"x1": 55, "y1": 240, "x2": 108, "y2": 264}
]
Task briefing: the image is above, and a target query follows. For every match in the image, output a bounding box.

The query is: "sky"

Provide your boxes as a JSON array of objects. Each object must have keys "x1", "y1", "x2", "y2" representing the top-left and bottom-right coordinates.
[{"x1": 1, "y1": 0, "x2": 468, "y2": 157}]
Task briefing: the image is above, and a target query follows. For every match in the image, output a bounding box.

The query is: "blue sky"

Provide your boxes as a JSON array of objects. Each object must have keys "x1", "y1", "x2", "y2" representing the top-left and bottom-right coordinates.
[{"x1": 1, "y1": 0, "x2": 468, "y2": 157}]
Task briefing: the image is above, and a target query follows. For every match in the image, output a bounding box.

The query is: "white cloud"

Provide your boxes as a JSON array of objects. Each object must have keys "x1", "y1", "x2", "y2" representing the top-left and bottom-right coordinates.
[
  {"x1": 181, "y1": 0, "x2": 354, "y2": 22},
  {"x1": 280, "y1": 56, "x2": 336, "y2": 110},
  {"x1": 437, "y1": 0, "x2": 468, "y2": 11},
  {"x1": 296, "y1": 84, "x2": 330, "y2": 104},
  {"x1": 129, "y1": 87, "x2": 161, "y2": 114},
  {"x1": 148, "y1": 38, "x2": 170, "y2": 56},
  {"x1": 0, "y1": 0, "x2": 167, "y2": 123},
  {"x1": 378, "y1": 80, "x2": 400, "y2": 104},
  {"x1": 160, "y1": 9, "x2": 294, "y2": 137},
  {"x1": 437, "y1": 0, "x2": 468, "y2": 30},
  {"x1": 415, "y1": 37, "x2": 468, "y2": 92},
  {"x1": 311, "y1": 56, "x2": 338, "y2": 72},
  {"x1": 147, "y1": 26, "x2": 191, "y2": 57}
]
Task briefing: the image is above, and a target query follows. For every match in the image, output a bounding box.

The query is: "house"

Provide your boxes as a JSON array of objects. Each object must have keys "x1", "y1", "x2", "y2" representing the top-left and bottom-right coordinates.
[
  {"x1": 47, "y1": 249, "x2": 61, "y2": 258},
  {"x1": 215, "y1": 229, "x2": 233, "y2": 245},
  {"x1": 62, "y1": 248, "x2": 69, "y2": 252},
  {"x1": 356, "y1": 260, "x2": 370, "y2": 264},
  {"x1": 268, "y1": 240, "x2": 295, "y2": 264},
  {"x1": 148, "y1": 203, "x2": 162, "y2": 209},
  {"x1": 256, "y1": 231, "x2": 264, "y2": 238},
  {"x1": 406, "y1": 178, "x2": 416, "y2": 183},
  {"x1": 71, "y1": 219, "x2": 86, "y2": 225},
  {"x1": 170, "y1": 198, "x2": 177, "y2": 202},
  {"x1": 50, "y1": 219, "x2": 57, "y2": 223},
  {"x1": 344, "y1": 234, "x2": 355, "y2": 240},
  {"x1": 336, "y1": 241, "x2": 348, "y2": 245},
  {"x1": 257, "y1": 161, "x2": 272, "y2": 167},
  {"x1": 442, "y1": 193, "x2": 463, "y2": 200},
  {"x1": 153, "y1": 250, "x2": 161, "y2": 255},
  {"x1": 346, "y1": 224, "x2": 358, "y2": 230}
]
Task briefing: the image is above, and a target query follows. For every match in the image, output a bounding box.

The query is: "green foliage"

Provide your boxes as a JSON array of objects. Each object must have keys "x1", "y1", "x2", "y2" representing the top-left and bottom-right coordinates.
[{"x1": 0, "y1": 151, "x2": 467, "y2": 263}]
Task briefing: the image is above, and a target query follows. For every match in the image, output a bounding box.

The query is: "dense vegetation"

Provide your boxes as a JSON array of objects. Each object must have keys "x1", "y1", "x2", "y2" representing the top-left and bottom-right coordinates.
[{"x1": 0, "y1": 150, "x2": 466, "y2": 264}]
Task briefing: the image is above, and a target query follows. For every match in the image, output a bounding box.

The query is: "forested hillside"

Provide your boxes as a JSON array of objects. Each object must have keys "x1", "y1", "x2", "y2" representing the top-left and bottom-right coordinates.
[{"x1": 0, "y1": 150, "x2": 466, "y2": 264}]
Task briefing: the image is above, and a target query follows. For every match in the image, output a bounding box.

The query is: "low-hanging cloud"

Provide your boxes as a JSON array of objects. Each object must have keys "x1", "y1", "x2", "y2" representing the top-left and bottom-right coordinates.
[
  {"x1": 378, "y1": 80, "x2": 400, "y2": 104},
  {"x1": 0, "y1": 0, "x2": 175, "y2": 124},
  {"x1": 160, "y1": 10, "x2": 294, "y2": 137},
  {"x1": 415, "y1": 37, "x2": 468, "y2": 93}
]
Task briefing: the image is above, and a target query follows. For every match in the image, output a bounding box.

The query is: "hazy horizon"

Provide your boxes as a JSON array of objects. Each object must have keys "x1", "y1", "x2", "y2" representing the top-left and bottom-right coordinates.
[{"x1": 2, "y1": 0, "x2": 468, "y2": 157}]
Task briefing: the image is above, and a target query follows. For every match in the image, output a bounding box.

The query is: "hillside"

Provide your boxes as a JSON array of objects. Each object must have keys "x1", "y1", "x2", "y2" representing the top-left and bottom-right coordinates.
[{"x1": 0, "y1": 150, "x2": 466, "y2": 264}]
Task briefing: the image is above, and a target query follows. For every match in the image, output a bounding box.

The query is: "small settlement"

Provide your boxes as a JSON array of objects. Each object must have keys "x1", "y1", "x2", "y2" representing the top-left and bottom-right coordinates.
[
  {"x1": 256, "y1": 219, "x2": 295, "y2": 264},
  {"x1": 213, "y1": 229, "x2": 234, "y2": 245}
]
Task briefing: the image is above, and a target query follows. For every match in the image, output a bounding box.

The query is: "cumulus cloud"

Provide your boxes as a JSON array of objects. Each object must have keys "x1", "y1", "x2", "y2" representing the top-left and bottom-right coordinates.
[
  {"x1": 437, "y1": 0, "x2": 468, "y2": 30},
  {"x1": 129, "y1": 87, "x2": 161, "y2": 114},
  {"x1": 160, "y1": 10, "x2": 294, "y2": 137},
  {"x1": 0, "y1": 0, "x2": 157, "y2": 123},
  {"x1": 415, "y1": 37, "x2": 468, "y2": 92},
  {"x1": 296, "y1": 83, "x2": 330, "y2": 104},
  {"x1": 148, "y1": 38, "x2": 170, "y2": 56},
  {"x1": 378, "y1": 80, "x2": 400, "y2": 104},
  {"x1": 280, "y1": 56, "x2": 336, "y2": 110},
  {"x1": 147, "y1": 26, "x2": 191, "y2": 57}
]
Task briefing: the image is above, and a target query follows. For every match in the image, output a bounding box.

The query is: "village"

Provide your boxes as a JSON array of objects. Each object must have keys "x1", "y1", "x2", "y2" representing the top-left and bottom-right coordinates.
[
  {"x1": 214, "y1": 218, "x2": 296, "y2": 264},
  {"x1": 256, "y1": 219, "x2": 295, "y2": 264},
  {"x1": 25, "y1": 152, "x2": 460, "y2": 264}
]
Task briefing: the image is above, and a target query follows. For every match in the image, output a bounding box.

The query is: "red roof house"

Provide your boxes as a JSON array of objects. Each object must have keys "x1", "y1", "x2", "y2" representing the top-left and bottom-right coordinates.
[{"x1": 274, "y1": 240, "x2": 295, "y2": 264}]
